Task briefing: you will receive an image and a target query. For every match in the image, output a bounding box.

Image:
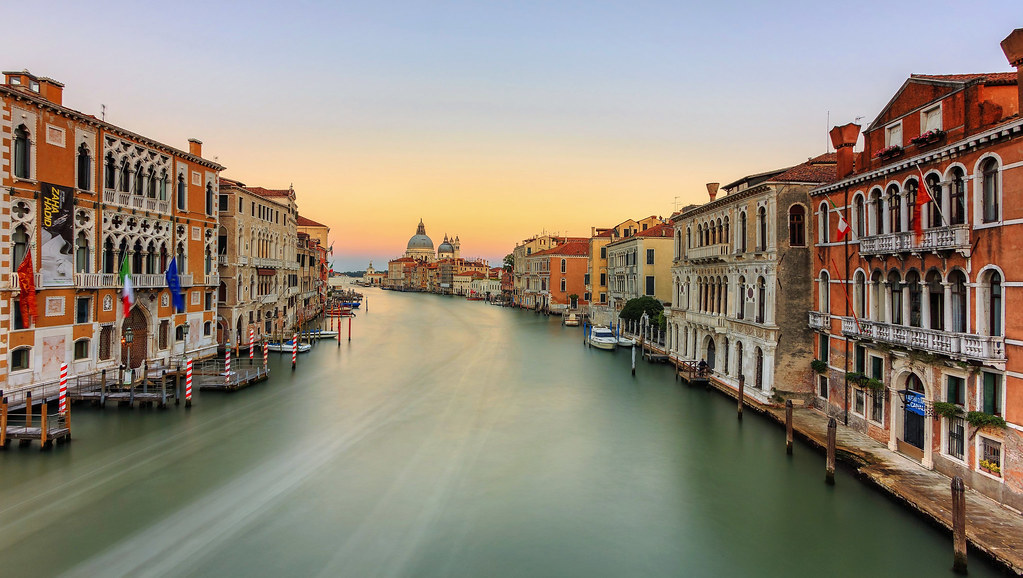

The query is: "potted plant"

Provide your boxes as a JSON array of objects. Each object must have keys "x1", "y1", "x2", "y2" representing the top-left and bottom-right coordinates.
[
  {"x1": 845, "y1": 371, "x2": 867, "y2": 386},
  {"x1": 873, "y1": 145, "x2": 903, "y2": 160},
  {"x1": 966, "y1": 411, "x2": 1007, "y2": 429},
  {"x1": 864, "y1": 377, "x2": 885, "y2": 391},
  {"x1": 979, "y1": 459, "x2": 1002, "y2": 477},
  {"x1": 932, "y1": 401, "x2": 963, "y2": 419},
  {"x1": 910, "y1": 129, "x2": 945, "y2": 146},
  {"x1": 811, "y1": 359, "x2": 828, "y2": 374}
]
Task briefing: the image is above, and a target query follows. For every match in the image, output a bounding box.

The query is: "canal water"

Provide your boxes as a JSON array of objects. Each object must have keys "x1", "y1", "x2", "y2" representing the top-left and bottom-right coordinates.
[{"x1": 0, "y1": 289, "x2": 1005, "y2": 577}]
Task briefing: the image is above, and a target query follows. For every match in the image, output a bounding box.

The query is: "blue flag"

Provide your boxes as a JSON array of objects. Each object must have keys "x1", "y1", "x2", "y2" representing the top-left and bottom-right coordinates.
[{"x1": 165, "y1": 257, "x2": 185, "y2": 312}]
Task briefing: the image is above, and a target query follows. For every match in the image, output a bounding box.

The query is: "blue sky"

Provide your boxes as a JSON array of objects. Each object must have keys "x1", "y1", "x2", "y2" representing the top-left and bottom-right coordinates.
[{"x1": 6, "y1": 1, "x2": 1019, "y2": 270}]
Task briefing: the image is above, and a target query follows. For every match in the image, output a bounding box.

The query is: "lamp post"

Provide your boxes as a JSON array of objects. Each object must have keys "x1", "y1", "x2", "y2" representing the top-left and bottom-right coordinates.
[
  {"x1": 123, "y1": 326, "x2": 134, "y2": 385},
  {"x1": 181, "y1": 322, "x2": 190, "y2": 358}
]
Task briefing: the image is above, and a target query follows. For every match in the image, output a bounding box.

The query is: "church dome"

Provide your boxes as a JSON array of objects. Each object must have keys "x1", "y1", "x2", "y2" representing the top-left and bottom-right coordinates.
[
  {"x1": 438, "y1": 234, "x2": 454, "y2": 255},
  {"x1": 407, "y1": 219, "x2": 434, "y2": 250}
]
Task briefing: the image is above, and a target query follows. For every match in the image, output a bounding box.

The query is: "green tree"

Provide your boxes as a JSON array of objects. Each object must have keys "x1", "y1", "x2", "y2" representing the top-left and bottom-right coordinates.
[
  {"x1": 618, "y1": 296, "x2": 664, "y2": 322},
  {"x1": 503, "y1": 253, "x2": 514, "y2": 272}
]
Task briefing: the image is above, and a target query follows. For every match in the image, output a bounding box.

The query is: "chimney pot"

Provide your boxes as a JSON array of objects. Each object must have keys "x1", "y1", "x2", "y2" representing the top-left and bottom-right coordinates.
[
  {"x1": 1001, "y1": 28, "x2": 1023, "y2": 113},
  {"x1": 188, "y1": 138, "x2": 203, "y2": 157},
  {"x1": 829, "y1": 123, "x2": 861, "y2": 179},
  {"x1": 706, "y1": 182, "x2": 720, "y2": 202}
]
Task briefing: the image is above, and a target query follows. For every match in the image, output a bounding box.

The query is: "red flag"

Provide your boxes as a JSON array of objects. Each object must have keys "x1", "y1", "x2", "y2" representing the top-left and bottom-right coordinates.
[
  {"x1": 912, "y1": 169, "x2": 933, "y2": 243},
  {"x1": 16, "y1": 250, "x2": 37, "y2": 326}
]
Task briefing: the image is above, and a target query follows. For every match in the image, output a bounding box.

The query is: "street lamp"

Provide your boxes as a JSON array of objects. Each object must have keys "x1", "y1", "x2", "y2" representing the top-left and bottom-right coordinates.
[
  {"x1": 181, "y1": 322, "x2": 190, "y2": 355},
  {"x1": 123, "y1": 327, "x2": 134, "y2": 385}
]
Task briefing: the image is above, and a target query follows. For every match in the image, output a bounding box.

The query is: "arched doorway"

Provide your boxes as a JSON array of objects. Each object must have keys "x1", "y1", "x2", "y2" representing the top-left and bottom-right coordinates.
[
  {"x1": 706, "y1": 337, "x2": 716, "y2": 371},
  {"x1": 903, "y1": 373, "x2": 926, "y2": 451},
  {"x1": 121, "y1": 307, "x2": 148, "y2": 369}
]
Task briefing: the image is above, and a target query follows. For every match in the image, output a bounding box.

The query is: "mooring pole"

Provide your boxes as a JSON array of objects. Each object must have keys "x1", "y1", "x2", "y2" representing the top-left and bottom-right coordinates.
[
  {"x1": 101, "y1": 369, "x2": 108, "y2": 408},
  {"x1": 25, "y1": 391, "x2": 32, "y2": 427},
  {"x1": 348, "y1": 315, "x2": 352, "y2": 342},
  {"x1": 826, "y1": 417, "x2": 837, "y2": 485},
  {"x1": 737, "y1": 375, "x2": 744, "y2": 421},
  {"x1": 952, "y1": 476, "x2": 967, "y2": 573},
  {"x1": 185, "y1": 358, "x2": 193, "y2": 409},
  {"x1": 161, "y1": 369, "x2": 167, "y2": 408},
  {"x1": 785, "y1": 399, "x2": 794, "y2": 455},
  {"x1": 631, "y1": 343, "x2": 637, "y2": 376}
]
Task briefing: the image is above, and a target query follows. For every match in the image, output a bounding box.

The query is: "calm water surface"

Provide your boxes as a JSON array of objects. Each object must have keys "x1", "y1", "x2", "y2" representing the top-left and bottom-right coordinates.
[{"x1": 0, "y1": 289, "x2": 1005, "y2": 577}]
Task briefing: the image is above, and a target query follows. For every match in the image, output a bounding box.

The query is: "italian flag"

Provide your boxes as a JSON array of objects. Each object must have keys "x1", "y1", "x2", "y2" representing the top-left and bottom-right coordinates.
[
  {"x1": 828, "y1": 198, "x2": 851, "y2": 241},
  {"x1": 119, "y1": 255, "x2": 135, "y2": 316}
]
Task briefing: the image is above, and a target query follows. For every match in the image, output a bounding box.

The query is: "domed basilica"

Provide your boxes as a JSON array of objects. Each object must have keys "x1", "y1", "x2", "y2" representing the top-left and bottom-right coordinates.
[{"x1": 405, "y1": 219, "x2": 459, "y2": 262}]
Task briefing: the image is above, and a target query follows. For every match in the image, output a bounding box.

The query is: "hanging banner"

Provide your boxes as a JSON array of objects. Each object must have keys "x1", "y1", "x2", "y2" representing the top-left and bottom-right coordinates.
[
  {"x1": 906, "y1": 391, "x2": 926, "y2": 417},
  {"x1": 39, "y1": 182, "x2": 75, "y2": 287}
]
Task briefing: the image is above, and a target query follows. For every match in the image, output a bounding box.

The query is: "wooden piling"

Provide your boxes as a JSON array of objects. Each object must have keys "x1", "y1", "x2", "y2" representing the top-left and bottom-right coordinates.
[
  {"x1": 737, "y1": 375, "x2": 744, "y2": 421},
  {"x1": 100, "y1": 369, "x2": 107, "y2": 408},
  {"x1": 25, "y1": 392, "x2": 32, "y2": 427},
  {"x1": 785, "y1": 399, "x2": 794, "y2": 455},
  {"x1": 161, "y1": 370, "x2": 168, "y2": 408},
  {"x1": 826, "y1": 417, "x2": 837, "y2": 485},
  {"x1": 631, "y1": 343, "x2": 636, "y2": 376},
  {"x1": 142, "y1": 360, "x2": 149, "y2": 394},
  {"x1": 1, "y1": 397, "x2": 7, "y2": 448},
  {"x1": 952, "y1": 476, "x2": 967, "y2": 573},
  {"x1": 40, "y1": 402, "x2": 48, "y2": 450}
]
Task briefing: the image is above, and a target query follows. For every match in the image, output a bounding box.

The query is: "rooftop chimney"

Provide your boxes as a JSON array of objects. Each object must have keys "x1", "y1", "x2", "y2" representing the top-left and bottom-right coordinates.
[
  {"x1": 829, "y1": 123, "x2": 861, "y2": 179},
  {"x1": 1001, "y1": 28, "x2": 1023, "y2": 112},
  {"x1": 188, "y1": 138, "x2": 203, "y2": 157},
  {"x1": 38, "y1": 77, "x2": 64, "y2": 106},
  {"x1": 706, "y1": 182, "x2": 720, "y2": 202}
]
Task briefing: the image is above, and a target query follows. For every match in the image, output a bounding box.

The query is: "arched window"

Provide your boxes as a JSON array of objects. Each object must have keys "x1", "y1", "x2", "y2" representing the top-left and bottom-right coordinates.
[
  {"x1": 159, "y1": 170, "x2": 169, "y2": 201},
  {"x1": 981, "y1": 158, "x2": 1000, "y2": 223},
  {"x1": 75, "y1": 232, "x2": 90, "y2": 273},
  {"x1": 854, "y1": 271, "x2": 866, "y2": 319},
  {"x1": 854, "y1": 195, "x2": 866, "y2": 238},
  {"x1": 77, "y1": 144, "x2": 91, "y2": 190},
  {"x1": 906, "y1": 270, "x2": 922, "y2": 327},
  {"x1": 176, "y1": 242, "x2": 187, "y2": 272},
  {"x1": 103, "y1": 237, "x2": 116, "y2": 274},
  {"x1": 737, "y1": 275, "x2": 746, "y2": 320},
  {"x1": 147, "y1": 167, "x2": 157, "y2": 198},
  {"x1": 950, "y1": 167, "x2": 966, "y2": 225},
  {"x1": 905, "y1": 179, "x2": 919, "y2": 230},
  {"x1": 818, "y1": 202, "x2": 830, "y2": 244},
  {"x1": 132, "y1": 240, "x2": 144, "y2": 273},
  {"x1": 10, "y1": 347, "x2": 31, "y2": 371},
  {"x1": 756, "y1": 276, "x2": 766, "y2": 323},
  {"x1": 723, "y1": 217, "x2": 730, "y2": 246},
  {"x1": 888, "y1": 270, "x2": 903, "y2": 325},
  {"x1": 870, "y1": 189, "x2": 884, "y2": 236},
  {"x1": 926, "y1": 174, "x2": 942, "y2": 228},
  {"x1": 819, "y1": 271, "x2": 830, "y2": 313},
  {"x1": 145, "y1": 241, "x2": 156, "y2": 274},
  {"x1": 105, "y1": 153, "x2": 117, "y2": 190},
  {"x1": 119, "y1": 158, "x2": 131, "y2": 192},
  {"x1": 757, "y1": 207, "x2": 767, "y2": 250},
  {"x1": 950, "y1": 270, "x2": 967, "y2": 333},
  {"x1": 205, "y1": 183, "x2": 214, "y2": 216},
  {"x1": 738, "y1": 212, "x2": 747, "y2": 252},
  {"x1": 887, "y1": 184, "x2": 902, "y2": 233},
  {"x1": 74, "y1": 338, "x2": 90, "y2": 361},
  {"x1": 926, "y1": 270, "x2": 943, "y2": 330},
  {"x1": 177, "y1": 174, "x2": 187, "y2": 211},
  {"x1": 986, "y1": 270, "x2": 1003, "y2": 336},
  {"x1": 13, "y1": 124, "x2": 30, "y2": 179},
  {"x1": 870, "y1": 270, "x2": 884, "y2": 321},
  {"x1": 788, "y1": 205, "x2": 805, "y2": 246},
  {"x1": 133, "y1": 163, "x2": 145, "y2": 195},
  {"x1": 13, "y1": 225, "x2": 29, "y2": 272},
  {"x1": 755, "y1": 347, "x2": 764, "y2": 390}
]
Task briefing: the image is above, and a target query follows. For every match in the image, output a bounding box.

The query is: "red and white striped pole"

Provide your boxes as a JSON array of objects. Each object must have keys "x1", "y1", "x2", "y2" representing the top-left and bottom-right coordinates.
[
  {"x1": 263, "y1": 338, "x2": 269, "y2": 370},
  {"x1": 249, "y1": 327, "x2": 254, "y2": 360},
  {"x1": 291, "y1": 333, "x2": 298, "y2": 370},
  {"x1": 185, "y1": 358, "x2": 193, "y2": 408},
  {"x1": 225, "y1": 347, "x2": 232, "y2": 385},
  {"x1": 59, "y1": 363, "x2": 68, "y2": 415}
]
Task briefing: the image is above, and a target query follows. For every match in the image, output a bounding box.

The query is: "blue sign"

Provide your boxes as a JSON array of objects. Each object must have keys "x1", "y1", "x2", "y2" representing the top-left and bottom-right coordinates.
[{"x1": 906, "y1": 391, "x2": 926, "y2": 416}]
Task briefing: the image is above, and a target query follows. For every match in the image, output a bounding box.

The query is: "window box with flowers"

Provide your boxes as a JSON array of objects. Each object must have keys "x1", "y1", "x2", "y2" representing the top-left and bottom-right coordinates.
[
  {"x1": 978, "y1": 436, "x2": 1002, "y2": 479},
  {"x1": 910, "y1": 129, "x2": 945, "y2": 146},
  {"x1": 873, "y1": 145, "x2": 903, "y2": 160}
]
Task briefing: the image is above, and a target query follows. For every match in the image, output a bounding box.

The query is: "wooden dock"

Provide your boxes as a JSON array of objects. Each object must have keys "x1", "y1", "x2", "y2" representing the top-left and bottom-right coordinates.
[
  {"x1": 194, "y1": 359, "x2": 270, "y2": 392},
  {"x1": 1, "y1": 399, "x2": 71, "y2": 450}
]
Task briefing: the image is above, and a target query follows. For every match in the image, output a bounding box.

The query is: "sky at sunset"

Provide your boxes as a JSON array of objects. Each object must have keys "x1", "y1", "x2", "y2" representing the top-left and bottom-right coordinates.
[{"x1": 6, "y1": 1, "x2": 1019, "y2": 270}]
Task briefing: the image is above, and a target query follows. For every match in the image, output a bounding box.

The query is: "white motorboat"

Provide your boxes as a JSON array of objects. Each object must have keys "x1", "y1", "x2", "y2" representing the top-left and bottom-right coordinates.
[
  {"x1": 307, "y1": 329, "x2": 338, "y2": 339},
  {"x1": 266, "y1": 340, "x2": 312, "y2": 353},
  {"x1": 586, "y1": 327, "x2": 617, "y2": 350},
  {"x1": 617, "y1": 337, "x2": 635, "y2": 347},
  {"x1": 563, "y1": 313, "x2": 580, "y2": 327}
]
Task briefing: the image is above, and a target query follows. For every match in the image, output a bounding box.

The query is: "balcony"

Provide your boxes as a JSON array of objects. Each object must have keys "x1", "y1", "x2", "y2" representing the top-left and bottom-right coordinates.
[
  {"x1": 685, "y1": 310, "x2": 727, "y2": 333},
  {"x1": 260, "y1": 292, "x2": 279, "y2": 304},
  {"x1": 179, "y1": 274, "x2": 194, "y2": 287},
  {"x1": 6, "y1": 272, "x2": 42, "y2": 289},
  {"x1": 808, "y1": 311, "x2": 831, "y2": 331},
  {"x1": 238, "y1": 255, "x2": 248, "y2": 266},
  {"x1": 217, "y1": 254, "x2": 228, "y2": 266},
  {"x1": 686, "y1": 244, "x2": 729, "y2": 262},
  {"x1": 859, "y1": 225, "x2": 970, "y2": 257},
  {"x1": 204, "y1": 274, "x2": 220, "y2": 286},
  {"x1": 103, "y1": 190, "x2": 170, "y2": 215},
  {"x1": 840, "y1": 317, "x2": 1005, "y2": 363},
  {"x1": 72, "y1": 273, "x2": 171, "y2": 289}
]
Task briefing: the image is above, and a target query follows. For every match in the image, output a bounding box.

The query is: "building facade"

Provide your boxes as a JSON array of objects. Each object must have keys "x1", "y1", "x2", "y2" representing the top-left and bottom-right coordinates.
[
  {"x1": 523, "y1": 240, "x2": 590, "y2": 312},
  {"x1": 668, "y1": 155, "x2": 835, "y2": 403},
  {"x1": 2, "y1": 70, "x2": 223, "y2": 388},
  {"x1": 605, "y1": 222, "x2": 673, "y2": 313},
  {"x1": 810, "y1": 44, "x2": 1023, "y2": 509}
]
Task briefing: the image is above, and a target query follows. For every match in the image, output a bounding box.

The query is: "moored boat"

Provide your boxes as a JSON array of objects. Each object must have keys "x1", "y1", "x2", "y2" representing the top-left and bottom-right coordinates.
[
  {"x1": 586, "y1": 327, "x2": 617, "y2": 350},
  {"x1": 266, "y1": 340, "x2": 312, "y2": 353}
]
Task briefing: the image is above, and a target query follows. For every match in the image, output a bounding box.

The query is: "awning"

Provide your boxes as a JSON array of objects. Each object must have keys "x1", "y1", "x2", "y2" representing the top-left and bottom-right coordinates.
[{"x1": 257, "y1": 268, "x2": 276, "y2": 276}]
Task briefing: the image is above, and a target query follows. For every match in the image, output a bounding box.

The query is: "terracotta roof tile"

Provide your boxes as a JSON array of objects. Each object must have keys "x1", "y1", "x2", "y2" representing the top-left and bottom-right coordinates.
[
  {"x1": 247, "y1": 186, "x2": 293, "y2": 198},
  {"x1": 771, "y1": 153, "x2": 838, "y2": 184},
  {"x1": 634, "y1": 223, "x2": 673, "y2": 237},
  {"x1": 911, "y1": 72, "x2": 1017, "y2": 85},
  {"x1": 297, "y1": 215, "x2": 328, "y2": 228},
  {"x1": 531, "y1": 241, "x2": 589, "y2": 257}
]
